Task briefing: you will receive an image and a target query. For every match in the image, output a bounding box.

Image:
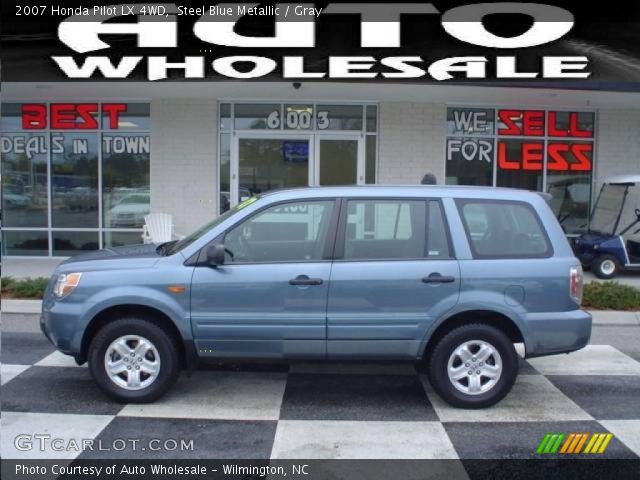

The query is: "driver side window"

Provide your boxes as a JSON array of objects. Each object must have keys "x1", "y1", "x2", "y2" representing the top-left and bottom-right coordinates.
[{"x1": 224, "y1": 200, "x2": 335, "y2": 263}]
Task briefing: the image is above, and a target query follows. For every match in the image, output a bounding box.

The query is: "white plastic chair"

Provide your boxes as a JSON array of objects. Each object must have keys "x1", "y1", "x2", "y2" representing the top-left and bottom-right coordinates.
[{"x1": 142, "y1": 213, "x2": 175, "y2": 244}]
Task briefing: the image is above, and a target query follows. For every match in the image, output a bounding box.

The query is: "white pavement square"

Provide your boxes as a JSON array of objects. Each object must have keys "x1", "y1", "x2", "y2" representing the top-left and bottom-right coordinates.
[
  {"x1": 119, "y1": 371, "x2": 287, "y2": 420},
  {"x1": 599, "y1": 420, "x2": 640, "y2": 457},
  {"x1": 0, "y1": 412, "x2": 113, "y2": 459},
  {"x1": 422, "y1": 375, "x2": 593, "y2": 423},
  {"x1": 35, "y1": 351, "x2": 86, "y2": 368},
  {"x1": 270, "y1": 420, "x2": 459, "y2": 459},
  {"x1": 528, "y1": 345, "x2": 640, "y2": 375},
  {"x1": 1, "y1": 364, "x2": 30, "y2": 385}
]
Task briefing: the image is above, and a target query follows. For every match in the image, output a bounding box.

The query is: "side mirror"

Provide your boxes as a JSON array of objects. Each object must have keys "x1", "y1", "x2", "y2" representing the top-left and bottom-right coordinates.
[{"x1": 206, "y1": 244, "x2": 226, "y2": 267}]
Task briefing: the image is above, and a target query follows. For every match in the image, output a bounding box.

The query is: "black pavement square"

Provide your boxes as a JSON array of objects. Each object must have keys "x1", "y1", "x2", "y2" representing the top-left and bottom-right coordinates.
[
  {"x1": 547, "y1": 375, "x2": 640, "y2": 420},
  {"x1": 79, "y1": 417, "x2": 277, "y2": 459},
  {"x1": 1, "y1": 332, "x2": 54, "y2": 365},
  {"x1": 280, "y1": 373, "x2": 438, "y2": 421},
  {"x1": 444, "y1": 421, "x2": 639, "y2": 460},
  {"x1": 1, "y1": 366, "x2": 123, "y2": 415}
]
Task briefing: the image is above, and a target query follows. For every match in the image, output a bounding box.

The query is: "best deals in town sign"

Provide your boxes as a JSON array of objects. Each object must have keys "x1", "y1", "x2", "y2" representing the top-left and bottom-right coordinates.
[{"x1": 446, "y1": 108, "x2": 594, "y2": 173}]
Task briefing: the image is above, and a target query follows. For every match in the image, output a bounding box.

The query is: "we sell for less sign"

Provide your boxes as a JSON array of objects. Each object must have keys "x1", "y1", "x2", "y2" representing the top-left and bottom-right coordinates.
[{"x1": 446, "y1": 108, "x2": 594, "y2": 172}]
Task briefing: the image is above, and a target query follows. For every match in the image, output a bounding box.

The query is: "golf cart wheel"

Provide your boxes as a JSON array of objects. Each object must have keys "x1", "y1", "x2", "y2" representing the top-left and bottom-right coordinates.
[{"x1": 592, "y1": 254, "x2": 620, "y2": 280}]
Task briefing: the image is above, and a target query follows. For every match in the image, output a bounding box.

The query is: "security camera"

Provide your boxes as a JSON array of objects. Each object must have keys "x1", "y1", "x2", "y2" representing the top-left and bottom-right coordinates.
[{"x1": 292, "y1": 82, "x2": 302, "y2": 90}]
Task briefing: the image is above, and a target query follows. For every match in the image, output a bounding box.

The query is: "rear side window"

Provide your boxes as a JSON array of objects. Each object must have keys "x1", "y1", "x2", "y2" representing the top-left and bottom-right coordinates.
[
  {"x1": 457, "y1": 200, "x2": 552, "y2": 259},
  {"x1": 342, "y1": 199, "x2": 452, "y2": 260}
]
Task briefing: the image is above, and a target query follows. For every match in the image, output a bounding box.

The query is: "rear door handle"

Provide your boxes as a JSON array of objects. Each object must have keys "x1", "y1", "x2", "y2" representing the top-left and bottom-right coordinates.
[
  {"x1": 289, "y1": 275, "x2": 324, "y2": 286},
  {"x1": 422, "y1": 273, "x2": 456, "y2": 284}
]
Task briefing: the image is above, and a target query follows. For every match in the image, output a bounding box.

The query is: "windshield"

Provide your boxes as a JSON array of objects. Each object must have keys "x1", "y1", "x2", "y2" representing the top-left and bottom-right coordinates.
[
  {"x1": 590, "y1": 184, "x2": 627, "y2": 234},
  {"x1": 166, "y1": 196, "x2": 259, "y2": 255}
]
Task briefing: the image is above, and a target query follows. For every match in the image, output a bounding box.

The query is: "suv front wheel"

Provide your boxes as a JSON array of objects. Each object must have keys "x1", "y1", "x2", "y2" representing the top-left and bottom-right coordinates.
[
  {"x1": 88, "y1": 317, "x2": 180, "y2": 403},
  {"x1": 428, "y1": 324, "x2": 518, "y2": 408}
]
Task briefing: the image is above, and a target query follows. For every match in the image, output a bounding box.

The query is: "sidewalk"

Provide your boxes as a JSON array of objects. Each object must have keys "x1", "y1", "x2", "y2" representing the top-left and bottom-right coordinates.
[{"x1": 2, "y1": 299, "x2": 638, "y2": 325}]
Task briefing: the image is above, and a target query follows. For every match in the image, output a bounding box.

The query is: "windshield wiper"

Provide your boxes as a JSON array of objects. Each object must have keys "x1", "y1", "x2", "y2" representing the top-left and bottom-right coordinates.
[{"x1": 156, "y1": 240, "x2": 178, "y2": 256}]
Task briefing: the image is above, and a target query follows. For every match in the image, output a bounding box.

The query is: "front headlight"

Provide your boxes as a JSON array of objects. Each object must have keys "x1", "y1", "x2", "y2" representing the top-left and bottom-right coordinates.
[{"x1": 53, "y1": 273, "x2": 82, "y2": 299}]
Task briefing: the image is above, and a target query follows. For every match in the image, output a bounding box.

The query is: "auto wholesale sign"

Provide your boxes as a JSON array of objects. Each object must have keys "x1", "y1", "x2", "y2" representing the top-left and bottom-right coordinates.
[
  {"x1": 35, "y1": 2, "x2": 592, "y2": 81},
  {"x1": 446, "y1": 108, "x2": 594, "y2": 172}
]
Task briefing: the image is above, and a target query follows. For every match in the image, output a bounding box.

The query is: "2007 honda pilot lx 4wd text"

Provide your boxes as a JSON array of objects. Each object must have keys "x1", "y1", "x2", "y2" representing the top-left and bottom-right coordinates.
[{"x1": 41, "y1": 186, "x2": 591, "y2": 408}]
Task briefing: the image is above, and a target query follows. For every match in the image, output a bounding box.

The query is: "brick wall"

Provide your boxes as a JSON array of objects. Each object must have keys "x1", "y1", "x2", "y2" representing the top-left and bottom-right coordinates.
[
  {"x1": 150, "y1": 99, "x2": 218, "y2": 235},
  {"x1": 377, "y1": 102, "x2": 447, "y2": 185}
]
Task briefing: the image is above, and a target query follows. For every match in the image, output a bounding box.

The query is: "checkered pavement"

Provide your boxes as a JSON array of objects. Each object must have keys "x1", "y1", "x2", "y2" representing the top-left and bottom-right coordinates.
[{"x1": 2, "y1": 331, "x2": 640, "y2": 460}]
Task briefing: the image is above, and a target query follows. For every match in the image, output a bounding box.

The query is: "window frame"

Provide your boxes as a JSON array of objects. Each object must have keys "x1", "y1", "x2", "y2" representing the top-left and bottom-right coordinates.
[
  {"x1": 211, "y1": 197, "x2": 341, "y2": 266},
  {"x1": 455, "y1": 198, "x2": 554, "y2": 260},
  {"x1": 334, "y1": 197, "x2": 455, "y2": 263}
]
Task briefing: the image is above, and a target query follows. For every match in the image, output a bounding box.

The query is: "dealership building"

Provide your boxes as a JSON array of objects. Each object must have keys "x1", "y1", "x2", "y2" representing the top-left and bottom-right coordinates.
[{"x1": 2, "y1": 81, "x2": 640, "y2": 257}]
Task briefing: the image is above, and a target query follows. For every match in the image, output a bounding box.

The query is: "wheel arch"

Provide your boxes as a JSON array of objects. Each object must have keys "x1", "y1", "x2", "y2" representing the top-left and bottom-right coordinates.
[
  {"x1": 421, "y1": 310, "x2": 525, "y2": 362},
  {"x1": 79, "y1": 304, "x2": 196, "y2": 368}
]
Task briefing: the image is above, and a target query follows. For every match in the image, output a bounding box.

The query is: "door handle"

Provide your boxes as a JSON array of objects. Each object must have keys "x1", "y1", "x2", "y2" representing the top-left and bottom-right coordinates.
[
  {"x1": 422, "y1": 273, "x2": 456, "y2": 284},
  {"x1": 289, "y1": 275, "x2": 324, "y2": 286}
]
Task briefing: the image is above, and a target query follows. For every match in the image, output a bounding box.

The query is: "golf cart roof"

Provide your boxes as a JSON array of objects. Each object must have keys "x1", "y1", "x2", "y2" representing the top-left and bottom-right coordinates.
[{"x1": 605, "y1": 175, "x2": 640, "y2": 185}]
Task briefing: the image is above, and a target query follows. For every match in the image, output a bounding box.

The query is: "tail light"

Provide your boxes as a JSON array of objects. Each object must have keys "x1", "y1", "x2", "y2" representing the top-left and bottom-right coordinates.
[{"x1": 569, "y1": 266, "x2": 583, "y2": 305}]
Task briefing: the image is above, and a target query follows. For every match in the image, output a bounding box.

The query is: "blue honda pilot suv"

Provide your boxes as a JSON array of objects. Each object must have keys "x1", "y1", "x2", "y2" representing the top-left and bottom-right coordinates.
[{"x1": 41, "y1": 186, "x2": 591, "y2": 408}]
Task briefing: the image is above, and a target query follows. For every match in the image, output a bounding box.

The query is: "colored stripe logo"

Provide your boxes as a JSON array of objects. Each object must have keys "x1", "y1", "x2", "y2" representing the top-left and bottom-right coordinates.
[{"x1": 536, "y1": 433, "x2": 613, "y2": 454}]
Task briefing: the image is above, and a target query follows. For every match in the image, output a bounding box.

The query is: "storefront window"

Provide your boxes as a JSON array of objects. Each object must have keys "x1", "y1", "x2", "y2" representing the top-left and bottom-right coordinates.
[
  {"x1": 53, "y1": 231, "x2": 99, "y2": 256},
  {"x1": 102, "y1": 103, "x2": 149, "y2": 130},
  {"x1": 1, "y1": 133, "x2": 49, "y2": 227},
  {"x1": 234, "y1": 104, "x2": 281, "y2": 130},
  {"x1": 316, "y1": 105, "x2": 363, "y2": 130},
  {"x1": 219, "y1": 133, "x2": 231, "y2": 214},
  {"x1": 366, "y1": 106, "x2": 378, "y2": 133},
  {"x1": 103, "y1": 133, "x2": 150, "y2": 228},
  {"x1": 446, "y1": 137, "x2": 495, "y2": 186},
  {"x1": 366, "y1": 135, "x2": 377, "y2": 184},
  {"x1": 3, "y1": 230, "x2": 48, "y2": 256},
  {"x1": 1, "y1": 102, "x2": 150, "y2": 256},
  {"x1": 446, "y1": 107, "x2": 596, "y2": 234},
  {"x1": 284, "y1": 104, "x2": 314, "y2": 130},
  {"x1": 51, "y1": 132, "x2": 99, "y2": 228}
]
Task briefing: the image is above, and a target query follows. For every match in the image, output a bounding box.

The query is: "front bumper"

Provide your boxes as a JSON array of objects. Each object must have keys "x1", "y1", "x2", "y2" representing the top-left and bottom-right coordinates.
[
  {"x1": 40, "y1": 297, "x2": 84, "y2": 356},
  {"x1": 524, "y1": 309, "x2": 592, "y2": 358}
]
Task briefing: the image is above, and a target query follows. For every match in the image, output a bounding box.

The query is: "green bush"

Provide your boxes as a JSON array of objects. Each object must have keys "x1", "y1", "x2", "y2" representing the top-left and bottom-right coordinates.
[
  {"x1": 582, "y1": 281, "x2": 640, "y2": 311},
  {"x1": 2, "y1": 276, "x2": 49, "y2": 299}
]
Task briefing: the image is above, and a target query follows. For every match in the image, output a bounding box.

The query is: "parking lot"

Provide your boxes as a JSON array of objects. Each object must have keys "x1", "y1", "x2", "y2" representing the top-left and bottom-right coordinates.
[{"x1": 2, "y1": 313, "x2": 640, "y2": 462}]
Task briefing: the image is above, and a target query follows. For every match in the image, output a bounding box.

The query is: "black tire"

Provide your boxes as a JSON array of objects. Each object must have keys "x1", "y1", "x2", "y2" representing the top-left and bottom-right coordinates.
[
  {"x1": 592, "y1": 254, "x2": 619, "y2": 280},
  {"x1": 428, "y1": 323, "x2": 518, "y2": 409},
  {"x1": 88, "y1": 317, "x2": 180, "y2": 403}
]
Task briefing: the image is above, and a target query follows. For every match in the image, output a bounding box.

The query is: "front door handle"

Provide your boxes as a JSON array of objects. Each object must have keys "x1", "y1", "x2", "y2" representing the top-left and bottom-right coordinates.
[
  {"x1": 422, "y1": 273, "x2": 456, "y2": 284},
  {"x1": 289, "y1": 275, "x2": 324, "y2": 286}
]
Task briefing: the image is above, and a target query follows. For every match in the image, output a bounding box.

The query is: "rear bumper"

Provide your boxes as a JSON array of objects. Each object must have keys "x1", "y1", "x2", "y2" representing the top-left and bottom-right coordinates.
[{"x1": 524, "y1": 310, "x2": 592, "y2": 358}]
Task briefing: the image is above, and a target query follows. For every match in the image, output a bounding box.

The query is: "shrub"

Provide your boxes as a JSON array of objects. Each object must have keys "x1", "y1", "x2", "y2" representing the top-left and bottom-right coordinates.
[
  {"x1": 582, "y1": 281, "x2": 640, "y2": 311},
  {"x1": 1, "y1": 276, "x2": 49, "y2": 299}
]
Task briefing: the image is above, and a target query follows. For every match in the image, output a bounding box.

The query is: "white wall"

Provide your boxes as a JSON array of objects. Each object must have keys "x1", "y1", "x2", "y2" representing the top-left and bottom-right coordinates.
[
  {"x1": 377, "y1": 102, "x2": 447, "y2": 184},
  {"x1": 150, "y1": 99, "x2": 218, "y2": 235}
]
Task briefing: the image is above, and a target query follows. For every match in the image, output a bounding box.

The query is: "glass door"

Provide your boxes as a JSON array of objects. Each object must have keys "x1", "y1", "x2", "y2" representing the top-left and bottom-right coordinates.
[
  {"x1": 314, "y1": 135, "x2": 364, "y2": 186},
  {"x1": 231, "y1": 133, "x2": 313, "y2": 207}
]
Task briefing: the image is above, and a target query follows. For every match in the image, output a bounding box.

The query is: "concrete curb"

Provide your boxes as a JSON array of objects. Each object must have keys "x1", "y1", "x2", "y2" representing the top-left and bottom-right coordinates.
[
  {"x1": 2, "y1": 300, "x2": 43, "y2": 315},
  {"x1": 590, "y1": 310, "x2": 640, "y2": 326},
  {"x1": 2, "y1": 300, "x2": 639, "y2": 325}
]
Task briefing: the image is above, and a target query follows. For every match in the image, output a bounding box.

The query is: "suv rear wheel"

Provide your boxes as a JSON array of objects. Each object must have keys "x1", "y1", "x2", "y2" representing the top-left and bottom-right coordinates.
[
  {"x1": 88, "y1": 317, "x2": 180, "y2": 403},
  {"x1": 428, "y1": 324, "x2": 518, "y2": 408}
]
